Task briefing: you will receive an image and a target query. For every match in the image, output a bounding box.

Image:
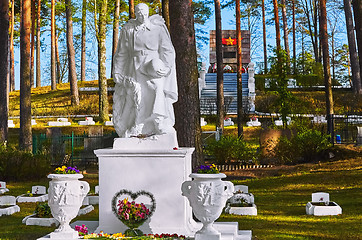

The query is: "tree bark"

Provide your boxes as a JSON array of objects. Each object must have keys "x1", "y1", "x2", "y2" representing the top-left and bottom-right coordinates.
[
  {"x1": 0, "y1": 0, "x2": 9, "y2": 143},
  {"x1": 313, "y1": 0, "x2": 320, "y2": 62},
  {"x1": 98, "y1": 0, "x2": 109, "y2": 122},
  {"x1": 55, "y1": 32, "x2": 61, "y2": 83},
  {"x1": 273, "y1": 0, "x2": 281, "y2": 51},
  {"x1": 236, "y1": 0, "x2": 243, "y2": 138},
  {"x1": 215, "y1": 0, "x2": 224, "y2": 131},
  {"x1": 81, "y1": 0, "x2": 86, "y2": 82},
  {"x1": 162, "y1": 0, "x2": 170, "y2": 29},
  {"x1": 302, "y1": 0, "x2": 319, "y2": 63},
  {"x1": 262, "y1": 0, "x2": 267, "y2": 73},
  {"x1": 344, "y1": 0, "x2": 361, "y2": 94},
  {"x1": 36, "y1": 0, "x2": 41, "y2": 87},
  {"x1": 292, "y1": 0, "x2": 296, "y2": 74},
  {"x1": 281, "y1": 0, "x2": 290, "y2": 68},
  {"x1": 111, "y1": 0, "x2": 120, "y2": 78},
  {"x1": 319, "y1": 0, "x2": 334, "y2": 139},
  {"x1": 352, "y1": 0, "x2": 362, "y2": 93},
  {"x1": 169, "y1": 0, "x2": 203, "y2": 167},
  {"x1": 65, "y1": 0, "x2": 79, "y2": 106},
  {"x1": 129, "y1": 0, "x2": 135, "y2": 19},
  {"x1": 9, "y1": 0, "x2": 14, "y2": 92},
  {"x1": 30, "y1": 0, "x2": 35, "y2": 87},
  {"x1": 51, "y1": 0, "x2": 56, "y2": 90},
  {"x1": 20, "y1": 0, "x2": 32, "y2": 151}
]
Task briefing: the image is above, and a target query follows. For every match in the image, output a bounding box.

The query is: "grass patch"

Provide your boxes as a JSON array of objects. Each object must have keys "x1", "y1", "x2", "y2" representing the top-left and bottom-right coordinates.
[
  {"x1": 0, "y1": 158, "x2": 361, "y2": 239},
  {"x1": 221, "y1": 157, "x2": 362, "y2": 239}
]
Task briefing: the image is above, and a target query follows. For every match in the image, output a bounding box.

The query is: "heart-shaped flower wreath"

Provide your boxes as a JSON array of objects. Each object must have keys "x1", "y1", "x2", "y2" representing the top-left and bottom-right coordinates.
[{"x1": 111, "y1": 189, "x2": 156, "y2": 230}]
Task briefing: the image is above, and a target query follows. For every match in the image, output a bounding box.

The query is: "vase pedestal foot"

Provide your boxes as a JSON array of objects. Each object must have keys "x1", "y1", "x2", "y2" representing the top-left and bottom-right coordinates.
[
  {"x1": 37, "y1": 230, "x2": 79, "y2": 240},
  {"x1": 195, "y1": 232, "x2": 221, "y2": 240},
  {"x1": 50, "y1": 230, "x2": 78, "y2": 239}
]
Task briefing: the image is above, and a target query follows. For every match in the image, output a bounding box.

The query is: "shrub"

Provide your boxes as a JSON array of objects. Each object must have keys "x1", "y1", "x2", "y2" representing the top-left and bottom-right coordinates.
[
  {"x1": 0, "y1": 145, "x2": 51, "y2": 181},
  {"x1": 293, "y1": 129, "x2": 331, "y2": 162},
  {"x1": 204, "y1": 135, "x2": 257, "y2": 164},
  {"x1": 269, "y1": 129, "x2": 332, "y2": 165},
  {"x1": 35, "y1": 203, "x2": 52, "y2": 218}
]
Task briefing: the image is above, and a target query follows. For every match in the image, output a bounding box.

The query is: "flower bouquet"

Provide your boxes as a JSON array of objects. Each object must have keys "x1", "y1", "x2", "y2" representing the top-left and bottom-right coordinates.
[
  {"x1": 194, "y1": 164, "x2": 219, "y2": 174},
  {"x1": 53, "y1": 165, "x2": 80, "y2": 174}
]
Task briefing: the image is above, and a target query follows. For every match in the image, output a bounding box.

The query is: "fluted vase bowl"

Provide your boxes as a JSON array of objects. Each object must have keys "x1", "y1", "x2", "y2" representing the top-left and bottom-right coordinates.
[
  {"x1": 47, "y1": 174, "x2": 90, "y2": 236},
  {"x1": 181, "y1": 173, "x2": 234, "y2": 237}
]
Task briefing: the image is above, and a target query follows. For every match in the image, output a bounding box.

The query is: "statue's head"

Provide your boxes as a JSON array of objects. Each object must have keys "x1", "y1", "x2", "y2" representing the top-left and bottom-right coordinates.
[{"x1": 135, "y1": 3, "x2": 149, "y2": 24}]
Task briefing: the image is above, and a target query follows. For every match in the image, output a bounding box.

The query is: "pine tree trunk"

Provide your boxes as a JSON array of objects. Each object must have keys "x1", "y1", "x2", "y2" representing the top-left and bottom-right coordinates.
[
  {"x1": 313, "y1": 0, "x2": 320, "y2": 62},
  {"x1": 55, "y1": 33, "x2": 61, "y2": 83},
  {"x1": 169, "y1": 0, "x2": 203, "y2": 167},
  {"x1": 162, "y1": 0, "x2": 170, "y2": 29},
  {"x1": 9, "y1": 0, "x2": 14, "y2": 92},
  {"x1": 236, "y1": 0, "x2": 243, "y2": 138},
  {"x1": 111, "y1": 0, "x2": 120, "y2": 78},
  {"x1": 81, "y1": 0, "x2": 86, "y2": 82},
  {"x1": 30, "y1": 0, "x2": 35, "y2": 87},
  {"x1": 262, "y1": 0, "x2": 267, "y2": 73},
  {"x1": 352, "y1": 0, "x2": 362, "y2": 93},
  {"x1": 20, "y1": 0, "x2": 32, "y2": 151},
  {"x1": 292, "y1": 0, "x2": 296, "y2": 74},
  {"x1": 319, "y1": 0, "x2": 334, "y2": 139},
  {"x1": 0, "y1": 0, "x2": 9, "y2": 143},
  {"x1": 273, "y1": 0, "x2": 281, "y2": 51},
  {"x1": 129, "y1": 0, "x2": 135, "y2": 19},
  {"x1": 51, "y1": 0, "x2": 56, "y2": 90},
  {"x1": 302, "y1": 0, "x2": 318, "y2": 63},
  {"x1": 281, "y1": 0, "x2": 290, "y2": 67},
  {"x1": 98, "y1": 0, "x2": 109, "y2": 122},
  {"x1": 36, "y1": 0, "x2": 41, "y2": 87},
  {"x1": 214, "y1": 0, "x2": 224, "y2": 131},
  {"x1": 65, "y1": 0, "x2": 79, "y2": 106},
  {"x1": 344, "y1": 0, "x2": 361, "y2": 94}
]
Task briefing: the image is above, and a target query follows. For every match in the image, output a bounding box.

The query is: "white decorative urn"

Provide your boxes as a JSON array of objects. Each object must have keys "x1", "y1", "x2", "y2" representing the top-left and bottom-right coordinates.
[
  {"x1": 47, "y1": 174, "x2": 90, "y2": 239},
  {"x1": 181, "y1": 173, "x2": 234, "y2": 240}
]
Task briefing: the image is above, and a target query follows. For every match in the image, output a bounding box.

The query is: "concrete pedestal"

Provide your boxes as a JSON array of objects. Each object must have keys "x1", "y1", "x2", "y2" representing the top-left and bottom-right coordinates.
[{"x1": 94, "y1": 136, "x2": 196, "y2": 235}]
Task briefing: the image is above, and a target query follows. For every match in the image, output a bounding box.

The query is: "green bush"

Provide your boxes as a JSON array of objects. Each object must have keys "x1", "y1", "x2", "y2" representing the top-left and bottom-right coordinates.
[
  {"x1": 204, "y1": 135, "x2": 257, "y2": 164},
  {"x1": 0, "y1": 145, "x2": 51, "y2": 181},
  {"x1": 35, "y1": 202, "x2": 52, "y2": 218},
  {"x1": 270, "y1": 129, "x2": 332, "y2": 165}
]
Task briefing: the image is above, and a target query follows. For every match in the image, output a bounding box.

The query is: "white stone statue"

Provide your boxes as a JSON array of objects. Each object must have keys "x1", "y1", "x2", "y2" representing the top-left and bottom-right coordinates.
[{"x1": 112, "y1": 3, "x2": 177, "y2": 138}]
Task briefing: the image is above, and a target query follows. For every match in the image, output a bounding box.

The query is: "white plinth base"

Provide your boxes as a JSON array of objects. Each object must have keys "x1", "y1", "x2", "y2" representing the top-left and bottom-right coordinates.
[
  {"x1": 195, "y1": 232, "x2": 221, "y2": 240},
  {"x1": 226, "y1": 204, "x2": 257, "y2": 216},
  {"x1": 22, "y1": 214, "x2": 60, "y2": 227},
  {"x1": 0, "y1": 205, "x2": 20, "y2": 216},
  {"x1": 104, "y1": 121, "x2": 113, "y2": 126},
  {"x1": 78, "y1": 121, "x2": 95, "y2": 126},
  {"x1": 306, "y1": 202, "x2": 342, "y2": 216},
  {"x1": 17, "y1": 194, "x2": 48, "y2": 203},
  {"x1": 78, "y1": 205, "x2": 94, "y2": 216},
  {"x1": 38, "y1": 230, "x2": 79, "y2": 240},
  {"x1": 87, "y1": 196, "x2": 99, "y2": 205},
  {"x1": 0, "y1": 188, "x2": 9, "y2": 194},
  {"x1": 47, "y1": 122, "x2": 71, "y2": 127}
]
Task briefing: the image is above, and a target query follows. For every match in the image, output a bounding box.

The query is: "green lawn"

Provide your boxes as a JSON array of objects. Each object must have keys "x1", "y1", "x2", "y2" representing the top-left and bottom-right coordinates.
[{"x1": 0, "y1": 159, "x2": 361, "y2": 240}]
